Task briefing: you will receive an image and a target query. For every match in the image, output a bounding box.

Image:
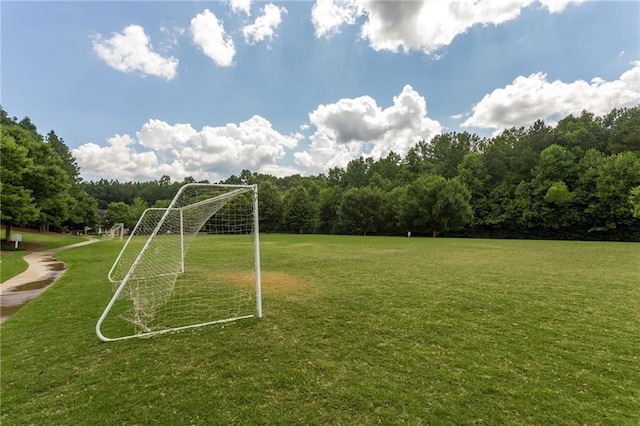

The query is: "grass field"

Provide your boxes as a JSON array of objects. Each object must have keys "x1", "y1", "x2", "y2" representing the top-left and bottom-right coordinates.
[
  {"x1": 1, "y1": 235, "x2": 638, "y2": 424},
  {"x1": 0, "y1": 229, "x2": 88, "y2": 283}
]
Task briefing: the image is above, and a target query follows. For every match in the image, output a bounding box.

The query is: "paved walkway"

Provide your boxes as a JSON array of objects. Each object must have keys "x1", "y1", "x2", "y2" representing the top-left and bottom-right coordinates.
[{"x1": 0, "y1": 237, "x2": 100, "y2": 321}]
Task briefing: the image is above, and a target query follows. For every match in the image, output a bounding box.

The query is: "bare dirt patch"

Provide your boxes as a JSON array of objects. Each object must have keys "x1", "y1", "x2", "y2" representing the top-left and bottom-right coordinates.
[{"x1": 220, "y1": 271, "x2": 309, "y2": 293}]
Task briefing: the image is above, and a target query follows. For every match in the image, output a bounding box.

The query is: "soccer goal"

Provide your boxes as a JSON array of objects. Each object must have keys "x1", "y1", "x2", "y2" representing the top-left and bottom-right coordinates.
[
  {"x1": 105, "y1": 223, "x2": 124, "y2": 240},
  {"x1": 96, "y1": 183, "x2": 262, "y2": 342}
]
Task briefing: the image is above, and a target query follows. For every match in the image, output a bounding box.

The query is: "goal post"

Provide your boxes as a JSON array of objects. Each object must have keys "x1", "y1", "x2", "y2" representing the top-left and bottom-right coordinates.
[
  {"x1": 96, "y1": 183, "x2": 262, "y2": 342},
  {"x1": 104, "y1": 222, "x2": 124, "y2": 240}
]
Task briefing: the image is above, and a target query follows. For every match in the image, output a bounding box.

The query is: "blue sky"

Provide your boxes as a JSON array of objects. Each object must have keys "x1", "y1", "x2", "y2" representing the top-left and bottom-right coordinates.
[{"x1": 2, "y1": 0, "x2": 639, "y2": 182}]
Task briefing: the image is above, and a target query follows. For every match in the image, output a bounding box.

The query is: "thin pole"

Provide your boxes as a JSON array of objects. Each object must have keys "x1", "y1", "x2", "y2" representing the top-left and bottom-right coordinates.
[
  {"x1": 180, "y1": 209, "x2": 185, "y2": 273},
  {"x1": 252, "y1": 184, "x2": 263, "y2": 318}
]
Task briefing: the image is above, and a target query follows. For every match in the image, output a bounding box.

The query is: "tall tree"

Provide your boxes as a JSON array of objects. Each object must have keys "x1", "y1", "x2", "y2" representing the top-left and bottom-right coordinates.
[
  {"x1": 46, "y1": 130, "x2": 81, "y2": 182},
  {"x1": 258, "y1": 181, "x2": 283, "y2": 233},
  {"x1": 0, "y1": 133, "x2": 39, "y2": 241},
  {"x1": 2, "y1": 115, "x2": 75, "y2": 232},
  {"x1": 589, "y1": 152, "x2": 640, "y2": 235},
  {"x1": 605, "y1": 107, "x2": 640, "y2": 153},
  {"x1": 426, "y1": 132, "x2": 477, "y2": 178},
  {"x1": 343, "y1": 157, "x2": 370, "y2": 188},
  {"x1": 282, "y1": 186, "x2": 317, "y2": 234},
  {"x1": 337, "y1": 186, "x2": 384, "y2": 236},
  {"x1": 316, "y1": 186, "x2": 342, "y2": 234},
  {"x1": 399, "y1": 175, "x2": 473, "y2": 237}
]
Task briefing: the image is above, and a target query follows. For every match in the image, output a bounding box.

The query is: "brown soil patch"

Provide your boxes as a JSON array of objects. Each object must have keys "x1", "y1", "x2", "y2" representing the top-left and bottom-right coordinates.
[{"x1": 220, "y1": 271, "x2": 308, "y2": 293}]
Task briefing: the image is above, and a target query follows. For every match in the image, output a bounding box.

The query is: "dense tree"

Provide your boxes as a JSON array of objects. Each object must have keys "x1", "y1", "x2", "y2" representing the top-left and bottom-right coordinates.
[
  {"x1": 316, "y1": 186, "x2": 342, "y2": 234},
  {"x1": 369, "y1": 151, "x2": 402, "y2": 182},
  {"x1": 0, "y1": 133, "x2": 39, "y2": 240},
  {"x1": 337, "y1": 186, "x2": 384, "y2": 236},
  {"x1": 399, "y1": 175, "x2": 473, "y2": 237},
  {"x1": 589, "y1": 152, "x2": 640, "y2": 234},
  {"x1": 605, "y1": 107, "x2": 640, "y2": 153},
  {"x1": 1, "y1": 110, "x2": 76, "y2": 232},
  {"x1": 7, "y1": 105, "x2": 637, "y2": 241},
  {"x1": 65, "y1": 187, "x2": 99, "y2": 232},
  {"x1": 103, "y1": 202, "x2": 132, "y2": 230},
  {"x1": 516, "y1": 144, "x2": 579, "y2": 231},
  {"x1": 425, "y1": 132, "x2": 477, "y2": 178},
  {"x1": 343, "y1": 157, "x2": 370, "y2": 188},
  {"x1": 129, "y1": 197, "x2": 149, "y2": 228},
  {"x1": 258, "y1": 181, "x2": 283, "y2": 233},
  {"x1": 629, "y1": 186, "x2": 640, "y2": 218},
  {"x1": 282, "y1": 186, "x2": 317, "y2": 233},
  {"x1": 46, "y1": 130, "x2": 81, "y2": 183}
]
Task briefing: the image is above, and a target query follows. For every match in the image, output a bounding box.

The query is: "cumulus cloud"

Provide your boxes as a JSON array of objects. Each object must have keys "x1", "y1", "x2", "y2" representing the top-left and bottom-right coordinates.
[
  {"x1": 230, "y1": 0, "x2": 252, "y2": 15},
  {"x1": 74, "y1": 116, "x2": 303, "y2": 182},
  {"x1": 243, "y1": 3, "x2": 287, "y2": 45},
  {"x1": 191, "y1": 9, "x2": 235, "y2": 67},
  {"x1": 462, "y1": 61, "x2": 640, "y2": 131},
  {"x1": 311, "y1": 0, "x2": 363, "y2": 38},
  {"x1": 294, "y1": 85, "x2": 442, "y2": 173},
  {"x1": 312, "y1": 0, "x2": 584, "y2": 54},
  {"x1": 92, "y1": 25, "x2": 179, "y2": 80}
]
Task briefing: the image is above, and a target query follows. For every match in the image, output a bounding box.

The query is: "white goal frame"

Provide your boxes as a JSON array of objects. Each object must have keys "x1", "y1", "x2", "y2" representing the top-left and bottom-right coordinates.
[
  {"x1": 105, "y1": 222, "x2": 124, "y2": 240},
  {"x1": 96, "y1": 183, "x2": 262, "y2": 342}
]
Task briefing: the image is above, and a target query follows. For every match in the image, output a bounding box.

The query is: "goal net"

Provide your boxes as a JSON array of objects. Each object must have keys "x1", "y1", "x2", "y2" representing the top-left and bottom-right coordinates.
[
  {"x1": 96, "y1": 183, "x2": 262, "y2": 341},
  {"x1": 105, "y1": 222, "x2": 124, "y2": 240}
]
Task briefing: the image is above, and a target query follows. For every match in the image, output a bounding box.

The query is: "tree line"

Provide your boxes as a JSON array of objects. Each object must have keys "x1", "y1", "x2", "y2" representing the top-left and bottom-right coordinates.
[
  {"x1": 1, "y1": 108, "x2": 98, "y2": 241},
  {"x1": 2, "y1": 105, "x2": 639, "y2": 242}
]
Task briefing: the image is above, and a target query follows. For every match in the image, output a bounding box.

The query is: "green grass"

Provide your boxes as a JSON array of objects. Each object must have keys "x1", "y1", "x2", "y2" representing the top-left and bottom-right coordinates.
[
  {"x1": 0, "y1": 229, "x2": 88, "y2": 283},
  {"x1": 1, "y1": 235, "x2": 638, "y2": 424}
]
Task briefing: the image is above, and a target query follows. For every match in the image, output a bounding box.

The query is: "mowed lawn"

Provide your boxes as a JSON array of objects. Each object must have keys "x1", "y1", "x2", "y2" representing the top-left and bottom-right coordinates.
[
  {"x1": 0, "y1": 230, "x2": 88, "y2": 283},
  {"x1": 1, "y1": 235, "x2": 638, "y2": 425}
]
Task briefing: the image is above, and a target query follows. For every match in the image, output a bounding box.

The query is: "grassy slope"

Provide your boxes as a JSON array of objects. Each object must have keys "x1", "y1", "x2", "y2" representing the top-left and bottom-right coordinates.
[
  {"x1": 0, "y1": 230, "x2": 88, "y2": 282},
  {"x1": 1, "y1": 235, "x2": 638, "y2": 425}
]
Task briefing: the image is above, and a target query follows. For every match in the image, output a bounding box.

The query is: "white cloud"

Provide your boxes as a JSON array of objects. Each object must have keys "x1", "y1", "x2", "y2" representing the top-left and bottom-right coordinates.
[
  {"x1": 92, "y1": 25, "x2": 179, "y2": 80},
  {"x1": 230, "y1": 0, "x2": 252, "y2": 15},
  {"x1": 311, "y1": 0, "x2": 363, "y2": 38},
  {"x1": 72, "y1": 135, "x2": 164, "y2": 182},
  {"x1": 191, "y1": 9, "x2": 235, "y2": 67},
  {"x1": 243, "y1": 3, "x2": 287, "y2": 45},
  {"x1": 74, "y1": 116, "x2": 303, "y2": 182},
  {"x1": 538, "y1": 0, "x2": 583, "y2": 13},
  {"x1": 259, "y1": 164, "x2": 305, "y2": 177},
  {"x1": 312, "y1": 0, "x2": 584, "y2": 54},
  {"x1": 294, "y1": 85, "x2": 442, "y2": 173},
  {"x1": 462, "y1": 61, "x2": 640, "y2": 131}
]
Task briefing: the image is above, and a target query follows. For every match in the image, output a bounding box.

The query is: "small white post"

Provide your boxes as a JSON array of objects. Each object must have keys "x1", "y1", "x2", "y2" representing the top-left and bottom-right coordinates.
[{"x1": 11, "y1": 234, "x2": 22, "y2": 249}]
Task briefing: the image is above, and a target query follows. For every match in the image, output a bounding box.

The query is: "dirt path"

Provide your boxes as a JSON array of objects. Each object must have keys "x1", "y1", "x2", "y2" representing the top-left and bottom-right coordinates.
[{"x1": 0, "y1": 237, "x2": 100, "y2": 322}]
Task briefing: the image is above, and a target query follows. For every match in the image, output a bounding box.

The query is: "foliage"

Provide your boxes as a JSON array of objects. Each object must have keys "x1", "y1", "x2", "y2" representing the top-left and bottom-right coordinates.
[
  {"x1": 0, "y1": 107, "x2": 99, "y2": 236},
  {"x1": 282, "y1": 186, "x2": 317, "y2": 233},
  {"x1": 0, "y1": 133, "x2": 39, "y2": 240},
  {"x1": 4, "y1": 105, "x2": 640, "y2": 241},
  {"x1": 630, "y1": 185, "x2": 640, "y2": 218},
  {"x1": 258, "y1": 181, "x2": 283, "y2": 233},
  {"x1": 337, "y1": 186, "x2": 384, "y2": 235},
  {"x1": 399, "y1": 175, "x2": 473, "y2": 237}
]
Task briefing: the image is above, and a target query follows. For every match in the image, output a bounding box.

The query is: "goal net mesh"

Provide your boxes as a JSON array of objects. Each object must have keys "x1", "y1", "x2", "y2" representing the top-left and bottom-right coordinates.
[
  {"x1": 101, "y1": 184, "x2": 259, "y2": 339},
  {"x1": 105, "y1": 223, "x2": 124, "y2": 240}
]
